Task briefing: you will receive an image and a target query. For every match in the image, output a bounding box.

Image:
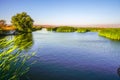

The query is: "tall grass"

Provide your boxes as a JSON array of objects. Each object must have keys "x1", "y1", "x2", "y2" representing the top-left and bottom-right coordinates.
[
  {"x1": 56, "y1": 26, "x2": 75, "y2": 32},
  {"x1": 32, "y1": 26, "x2": 42, "y2": 31},
  {"x1": 46, "y1": 27, "x2": 57, "y2": 31},
  {"x1": 75, "y1": 28, "x2": 88, "y2": 33},
  {"x1": 14, "y1": 33, "x2": 33, "y2": 50},
  {"x1": 0, "y1": 35, "x2": 35, "y2": 80},
  {"x1": 99, "y1": 28, "x2": 120, "y2": 40}
]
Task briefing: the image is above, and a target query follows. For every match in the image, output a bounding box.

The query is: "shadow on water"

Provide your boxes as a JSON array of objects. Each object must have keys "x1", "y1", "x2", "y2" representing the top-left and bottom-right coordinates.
[
  {"x1": 117, "y1": 66, "x2": 120, "y2": 77},
  {"x1": 0, "y1": 33, "x2": 35, "y2": 80}
]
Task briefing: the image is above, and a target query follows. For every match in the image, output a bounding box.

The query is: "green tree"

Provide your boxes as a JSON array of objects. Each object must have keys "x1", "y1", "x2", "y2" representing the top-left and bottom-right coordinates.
[
  {"x1": 11, "y1": 12, "x2": 34, "y2": 32},
  {"x1": 0, "y1": 20, "x2": 6, "y2": 28}
]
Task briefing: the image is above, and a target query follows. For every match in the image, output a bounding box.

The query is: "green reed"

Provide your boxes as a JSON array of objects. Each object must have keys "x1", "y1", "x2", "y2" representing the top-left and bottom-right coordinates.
[
  {"x1": 0, "y1": 34, "x2": 35, "y2": 80},
  {"x1": 99, "y1": 28, "x2": 120, "y2": 40}
]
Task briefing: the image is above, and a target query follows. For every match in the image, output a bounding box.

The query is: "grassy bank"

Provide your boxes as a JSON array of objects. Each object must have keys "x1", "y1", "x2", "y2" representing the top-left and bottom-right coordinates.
[
  {"x1": 44, "y1": 26, "x2": 120, "y2": 40},
  {"x1": 32, "y1": 26, "x2": 42, "y2": 31},
  {"x1": 1, "y1": 25, "x2": 120, "y2": 41},
  {"x1": 45, "y1": 26, "x2": 104, "y2": 33},
  {"x1": 98, "y1": 28, "x2": 120, "y2": 40},
  {"x1": 46, "y1": 27, "x2": 57, "y2": 31},
  {"x1": 75, "y1": 28, "x2": 88, "y2": 33},
  {"x1": 56, "y1": 26, "x2": 75, "y2": 32}
]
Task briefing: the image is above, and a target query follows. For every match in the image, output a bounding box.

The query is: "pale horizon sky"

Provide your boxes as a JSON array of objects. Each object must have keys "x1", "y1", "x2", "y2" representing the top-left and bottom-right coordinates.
[{"x1": 0, "y1": 0, "x2": 120, "y2": 25}]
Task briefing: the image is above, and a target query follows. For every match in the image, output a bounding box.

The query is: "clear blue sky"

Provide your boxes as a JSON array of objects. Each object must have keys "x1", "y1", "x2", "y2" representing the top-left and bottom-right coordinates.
[{"x1": 0, "y1": 0, "x2": 120, "y2": 25}]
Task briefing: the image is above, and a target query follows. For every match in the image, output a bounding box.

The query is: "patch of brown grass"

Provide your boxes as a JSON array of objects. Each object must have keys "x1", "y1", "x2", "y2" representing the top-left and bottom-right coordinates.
[{"x1": 0, "y1": 26, "x2": 16, "y2": 31}]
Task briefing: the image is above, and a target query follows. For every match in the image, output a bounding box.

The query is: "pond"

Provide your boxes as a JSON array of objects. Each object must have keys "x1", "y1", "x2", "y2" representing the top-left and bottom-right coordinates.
[{"x1": 0, "y1": 29, "x2": 120, "y2": 80}]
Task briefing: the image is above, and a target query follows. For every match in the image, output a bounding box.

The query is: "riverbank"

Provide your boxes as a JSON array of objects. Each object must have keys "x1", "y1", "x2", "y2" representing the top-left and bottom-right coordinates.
[
  {"x1": 35, "y1": 26, "x2": 120, "y2": 40},
  {"x1": 1, "y1": 26, "x2": 120, "y2": 41}
]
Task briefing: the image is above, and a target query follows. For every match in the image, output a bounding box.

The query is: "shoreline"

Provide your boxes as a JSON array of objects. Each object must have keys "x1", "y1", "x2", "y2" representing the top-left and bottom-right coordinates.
[{"x1": 34, "y1": 24, "x2": 120, "y2": 28}]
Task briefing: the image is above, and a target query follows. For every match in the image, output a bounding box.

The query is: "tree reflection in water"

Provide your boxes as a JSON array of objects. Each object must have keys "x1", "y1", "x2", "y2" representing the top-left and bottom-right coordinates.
[
  {"x1": 0, "y1": 33, "x2": 35, "y2": 80},
  {"x1": 14, "y1": 33, "x2": 34, "y2": 51}
]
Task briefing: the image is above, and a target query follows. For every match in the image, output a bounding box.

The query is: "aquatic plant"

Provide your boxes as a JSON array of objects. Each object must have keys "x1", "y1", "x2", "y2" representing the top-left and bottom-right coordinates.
[
  {"x1": 75, "y1": 28, "x2": 88, "y2": 33},
  {"x1": 0, "y1": 35, "x2": 35, "y2": 80},
  {"x1": 99, "y1": 28, "x2": 120, "y2": 40},
  {"x1": 46, "y1": 27, "x2": 57, "y2": 31},
  {"x1": 56, "y1": 26, "x2": 75, "y2": 32},
  {"x1": 14, "y1": 33, "x2": 34, "y2": 51},
  {"x1": 32, "y1": 26, "x2": 42, "y2": 31}
]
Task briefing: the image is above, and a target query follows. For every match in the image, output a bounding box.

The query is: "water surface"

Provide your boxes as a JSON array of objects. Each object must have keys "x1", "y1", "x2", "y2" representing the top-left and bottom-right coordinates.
[{"x1": 1, "y1": 30, "x2": 120, "y2": 80}]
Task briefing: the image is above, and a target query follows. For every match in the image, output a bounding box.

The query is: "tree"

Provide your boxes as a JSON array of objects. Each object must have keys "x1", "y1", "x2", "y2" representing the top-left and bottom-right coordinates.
[
  {"x1": 11, "y1": 12, "x2": 34, "y2": 32},
  {"x1": 0, "y1": 20, "x2": 6, "y2": 28}
]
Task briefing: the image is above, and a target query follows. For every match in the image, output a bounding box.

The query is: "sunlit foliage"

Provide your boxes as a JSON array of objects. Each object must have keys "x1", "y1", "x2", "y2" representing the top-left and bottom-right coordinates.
[
  {"x1": 32, "y1": 26, "x2": 42, "y2": 31},
  {"x1": 0, "y1": 35, "x2": 35, "y2": 80},
  {"x1": 99, "y1": 28, "x2": 120, "y2": 40},
  {"x1": 46, "y1": 27, "x2": 57, "y2": 31},
  {"x1": 56, "y1": 26, "x2": 75, "y2": 32},
  {"x1": 14, "y1": 33, "x2": 33, "y2": 50},
  {"x1": 75, "y1": 28, "x2": 88, "y2": 33},
  {"x1": 11, "y1": 12, "x2": 34, "y2": 32}
]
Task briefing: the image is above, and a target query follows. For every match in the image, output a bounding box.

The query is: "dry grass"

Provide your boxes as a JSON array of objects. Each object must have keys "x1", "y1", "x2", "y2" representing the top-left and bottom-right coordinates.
[{"x1": 0, "y1": 26, "x2": 16, "y2": 31}]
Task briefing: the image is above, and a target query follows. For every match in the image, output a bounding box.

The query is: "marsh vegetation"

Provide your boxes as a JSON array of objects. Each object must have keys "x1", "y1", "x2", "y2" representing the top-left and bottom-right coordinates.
[
  {"x1": 0, "y1": 34, "x2": 35, "y2": 80},
  {"x1": 99, "y1": 28, "x2": 120, "y2": 40},
  {"x1": 56, "y1": 26, "x2": 75, "y2": 32},
  {"x1": 0, "y1": 12, "x2": 120, "y2": 79},
  {"x1": 45, "y1": 26, "x2": 120, "y2": 40},
  {"x1": 0, "y1": 12, "x2": 120, "y2": 41}
]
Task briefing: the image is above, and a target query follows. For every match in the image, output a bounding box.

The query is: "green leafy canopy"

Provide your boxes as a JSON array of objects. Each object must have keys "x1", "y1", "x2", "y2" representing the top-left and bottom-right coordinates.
[{"x1": 11, "y1": 12, "x2": 34, "y2": 32}]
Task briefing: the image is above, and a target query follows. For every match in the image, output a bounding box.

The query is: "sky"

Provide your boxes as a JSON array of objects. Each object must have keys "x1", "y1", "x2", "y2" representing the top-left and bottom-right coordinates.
[{"x1": 0, "y1": 0, "x2": 120, "y2": 25}]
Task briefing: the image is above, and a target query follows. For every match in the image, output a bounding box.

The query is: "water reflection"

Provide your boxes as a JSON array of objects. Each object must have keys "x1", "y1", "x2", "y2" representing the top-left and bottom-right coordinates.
[
  {"x1": 14, "y1": 33, "x2": 34, "y2": 51},
  {"x1": 0, "y1": 33, "x2": 35, "y2": 80},
  {"x1": 117, "y1": 66, "x2": 120, "y2": 77}
]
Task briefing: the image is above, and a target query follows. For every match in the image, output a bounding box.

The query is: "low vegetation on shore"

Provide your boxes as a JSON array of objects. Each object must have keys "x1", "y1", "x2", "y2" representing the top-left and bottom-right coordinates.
[
  {"x1": 75, "y1": 28, "x2": 88, "y2": 33},
  {"x1": 56, "y1": 26, "x2": 75, "y2": 32},
  {"x1": 46, "y1": 27, "x2": 57, "y2": 31},
  {"x1": 0, "y1": 12, "x2": 120, "y2": 41},
  {"x1": 45, "y1": 26, "x2": 120, "y2": 40},
  {"x1": 1, "y1": 23, "x2": 120, "y2": 40},
  {"x1": 0, "y1": 36, "x2": 35, "y2": 80},
  {"x1": 99, "y1": 28, "x2": 120, "y2": 40}
]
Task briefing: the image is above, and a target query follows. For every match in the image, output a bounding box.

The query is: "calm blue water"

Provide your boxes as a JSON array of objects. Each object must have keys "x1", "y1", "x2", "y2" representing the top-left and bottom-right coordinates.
[
  {"x1": 23, "y1": 30, "x2": 120, "y2": 80},
  {"x1": 1, "y1": 29, "x2": 120, "y2": 80}
]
